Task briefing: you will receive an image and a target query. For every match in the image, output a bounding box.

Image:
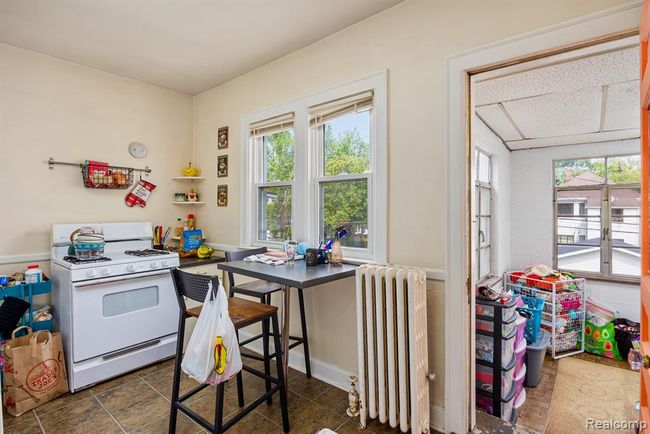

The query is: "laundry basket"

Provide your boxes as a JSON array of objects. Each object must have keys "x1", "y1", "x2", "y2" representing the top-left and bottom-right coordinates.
[{"x1": 518, "y1": 296, "x2": 544, "y2": 343}]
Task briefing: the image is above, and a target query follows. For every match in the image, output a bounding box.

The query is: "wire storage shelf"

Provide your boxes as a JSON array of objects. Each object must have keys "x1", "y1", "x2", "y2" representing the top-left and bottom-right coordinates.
[
  {"x1": 48, "y1": 158, "x2": 151, "y2": 190},
  {"x1": 505, "y1": 272, "x2": 585, "y2": 359}
]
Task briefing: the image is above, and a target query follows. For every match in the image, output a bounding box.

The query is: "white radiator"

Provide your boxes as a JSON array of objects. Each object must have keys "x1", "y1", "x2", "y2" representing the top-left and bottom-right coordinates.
[{"x1": 355, "y1": 264, "x2": 430, "y2": 433}]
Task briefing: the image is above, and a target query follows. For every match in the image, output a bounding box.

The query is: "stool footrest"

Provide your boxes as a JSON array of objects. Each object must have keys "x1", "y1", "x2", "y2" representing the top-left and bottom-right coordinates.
[
  {"x1": 178, "y1": 382, "x2": 210, "y2": 402},
  {"x1": 176, "y1": 385, "x2": 280, "y2": 433},
  {"x1": 242, "y1": 364, "x2": 280, "y2": 384}
]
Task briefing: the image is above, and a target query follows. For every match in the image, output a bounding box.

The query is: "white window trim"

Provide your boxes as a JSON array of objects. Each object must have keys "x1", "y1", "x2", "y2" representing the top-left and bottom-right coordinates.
[
  {"x1": 240, "y1": 71, "x2": 387, "y2": 262},
  {"x1": 473, "y1": 145, "x2": 493, "y2": 280}
]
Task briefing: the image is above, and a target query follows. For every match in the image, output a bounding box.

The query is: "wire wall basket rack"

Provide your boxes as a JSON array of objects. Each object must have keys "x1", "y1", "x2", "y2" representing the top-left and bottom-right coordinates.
[{"x1": 48, "y1": 158, "x2": 151, "y2": 190}]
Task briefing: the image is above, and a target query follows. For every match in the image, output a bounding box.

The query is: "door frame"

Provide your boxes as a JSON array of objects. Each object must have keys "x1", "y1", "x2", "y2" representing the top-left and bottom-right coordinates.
[{"x1": 444, "y1": 3, "x2": 641, "y2": 432}]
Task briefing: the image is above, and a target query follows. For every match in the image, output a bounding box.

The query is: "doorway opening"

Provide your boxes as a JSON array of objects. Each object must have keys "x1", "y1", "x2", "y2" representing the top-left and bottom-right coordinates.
[{"x1": 469, "y1": 35, "x2": 641, "y2": 433}]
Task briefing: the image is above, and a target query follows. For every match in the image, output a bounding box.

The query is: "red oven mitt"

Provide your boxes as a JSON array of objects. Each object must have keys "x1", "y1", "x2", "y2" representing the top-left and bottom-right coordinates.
[{"x1": 125, "y1": 179, "x2": 156, "y2": 207}]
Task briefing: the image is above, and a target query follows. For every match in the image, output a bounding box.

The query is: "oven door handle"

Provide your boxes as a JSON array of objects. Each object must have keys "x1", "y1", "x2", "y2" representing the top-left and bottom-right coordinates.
[{"x1": 73, "y1": 269, "x2": 171, "y2": 288}]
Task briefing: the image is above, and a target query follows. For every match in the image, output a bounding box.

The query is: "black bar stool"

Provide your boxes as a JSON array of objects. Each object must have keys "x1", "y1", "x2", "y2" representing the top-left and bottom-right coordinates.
[
  {"x1": 225, "y1": 247, "x2": 312, "y2": 379},
  {"x1": 168, "y1": 269, "x2": 289, "y2": 434}
]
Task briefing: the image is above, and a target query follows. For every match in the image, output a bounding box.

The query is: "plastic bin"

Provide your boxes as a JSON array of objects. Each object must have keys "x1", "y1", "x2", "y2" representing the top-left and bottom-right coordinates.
[
  {"x1": 476, "y1": 297, "x2": 517, "y2": 321},
  {"x1": 0, "y1": 279, "x2": 53, "y2": 333},
  {"x1": 525, "y1": 329, "x2": 551, "y2": 387},
  {"x1": 476, "y1": 389, "x2": 515, "y2": 421},
  {"x1": 513, "y1": 339, "x2": 526, "y2": 375},
  {"x1": 476, "y1": 313, "x2": 517, "y2": 338},
  {"x1": 514, "y1": 313, "x2": 527, "y2": 345},
  {"x1": 476, "y1": 332, "x2": 516, "y2": 368},
  {"x1": 476, "y1": 359, "x2": 515, "y2": 398},
  {"x1": 518, "y1": 296, "x2": 544, "y2": 343},
  {"x1": 513, "y1": 363, "x2": 526, "y2": 397}
]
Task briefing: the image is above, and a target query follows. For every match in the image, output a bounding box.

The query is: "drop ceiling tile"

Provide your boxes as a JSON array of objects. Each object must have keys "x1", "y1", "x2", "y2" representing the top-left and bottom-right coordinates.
[
  {"x1": 603, "y1": 80, "x2": 640, "y2": 131},
  {"x1": 503, "y1": 87, "x2": 602, "y2": 139},
  {"x1": 506, "y1": 129, "x2": 640, "y2": 150},
  {"x1": 475, "y1": 104, "x2": 523, "y2": 141},
  {"x1": 475, "y1": 47, "x2": 638, "y2": 106}
]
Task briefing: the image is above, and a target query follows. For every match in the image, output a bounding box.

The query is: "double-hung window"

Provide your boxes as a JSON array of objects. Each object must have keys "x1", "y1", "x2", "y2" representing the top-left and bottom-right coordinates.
[
  {"x1": 250, "y1": 114, "x2": 295, "y2": 242},
  {"x1": 474, "y1": 148, "x2": 492, "y2": 280},
  {"x1": 310, "y1": 92, "x2": 373, "y2": 249},
  {"x1": 554, "y1": 154, "x2": 641, "y2": 279},
  {"x1": 242, "y1": 73, "x2": 387, "y2": 262}
]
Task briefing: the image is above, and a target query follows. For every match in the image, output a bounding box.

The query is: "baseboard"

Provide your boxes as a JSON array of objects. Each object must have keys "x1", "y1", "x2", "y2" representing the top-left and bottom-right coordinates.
[
  {"x1": 430, "y1": 404, "x2": 445, "y2": 432},
  {"x1": 237, "y1": 329, "x2": 351, "y2": 391},
  {"x1": 239, "y1": 330, "x2": 446, "y2": 432},
  {"x1": 0, "y1": 252, "x2": 50, "y2": 265}
]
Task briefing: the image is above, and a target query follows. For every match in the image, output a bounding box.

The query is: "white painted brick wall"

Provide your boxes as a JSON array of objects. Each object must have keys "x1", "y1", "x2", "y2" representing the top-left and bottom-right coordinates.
[{"x1": 510, "y1": 138, "x2": 640, "y2": 322}]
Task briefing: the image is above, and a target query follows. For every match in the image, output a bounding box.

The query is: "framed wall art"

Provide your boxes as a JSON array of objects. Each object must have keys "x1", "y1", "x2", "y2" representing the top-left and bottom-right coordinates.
[
  {"x1": 218, "y1": 126, "x2": 229, "y2": 150},
  {"x1": 217, "y1": 184, "x2": 228, "y2": 207},
  {"x1": 217, "y1": 155, "x2": 228, "y2": 177}
]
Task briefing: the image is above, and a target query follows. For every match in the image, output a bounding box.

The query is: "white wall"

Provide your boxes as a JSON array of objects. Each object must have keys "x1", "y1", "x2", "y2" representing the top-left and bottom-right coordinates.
[
  {"x1": 473, "y1": 116, "x2": 511, "y2": 277},
  {"x1": 510, "y1": 139, "x2": 640, "y2": 322},
  {"x1": 0, "y1": 43, "x2": 194, "y2": 262},
  {"x1": 0, "y1": 0, "x2": 633, "y2": 428},
  {"x1": 191, "y1": 0, "x2": 630, "y2": 416}
]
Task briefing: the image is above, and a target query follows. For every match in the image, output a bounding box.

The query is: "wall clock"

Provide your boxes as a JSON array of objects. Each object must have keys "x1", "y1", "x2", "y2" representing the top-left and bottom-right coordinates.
[{"x1": 128, "y1": 142, "x2": 147, "y2": 159}]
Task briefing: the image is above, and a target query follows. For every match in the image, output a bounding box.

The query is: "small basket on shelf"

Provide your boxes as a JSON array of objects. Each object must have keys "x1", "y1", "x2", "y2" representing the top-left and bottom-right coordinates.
[{"x1": 81, "y1": 160, "x2": 133, "y2": 189}]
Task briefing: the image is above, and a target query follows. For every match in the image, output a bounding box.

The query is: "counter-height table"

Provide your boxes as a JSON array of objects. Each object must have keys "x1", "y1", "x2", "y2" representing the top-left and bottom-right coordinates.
[{"x1": 218, "y1": 260, "x2": 357, "y2": 381}]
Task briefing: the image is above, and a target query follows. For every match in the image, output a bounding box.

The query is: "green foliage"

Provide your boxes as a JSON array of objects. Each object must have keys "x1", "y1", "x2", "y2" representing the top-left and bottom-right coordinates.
[
  {"x1": 322, "y1": 124, "x2": 369, "y2": 247},
  {"x1": 260, "y1": 123, "x2": 370, "y2": 247},
  {"x1": 607, "y1": 157, "x2": 641, "y2": 184},
  {"x1": 260, "y1": 130, "x2": 294, "y2": 240},
  {"x1": 554, "y1": 156, "x2": 640, "y2": 186},
  {"x1": 264, "y1": 131, "x2": 294, "y2": 182}
]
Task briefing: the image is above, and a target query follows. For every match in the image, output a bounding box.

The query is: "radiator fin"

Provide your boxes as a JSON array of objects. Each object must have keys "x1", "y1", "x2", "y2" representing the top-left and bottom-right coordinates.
[{"x1": 356, "y1": 265, "x2": 430, "y2": 433}]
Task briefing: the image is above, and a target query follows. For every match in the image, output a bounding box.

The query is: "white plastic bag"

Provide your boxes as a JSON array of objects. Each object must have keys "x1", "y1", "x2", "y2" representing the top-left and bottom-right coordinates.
[{"x1": 181, "y1": 280, "x2": 242, "y2": 384}]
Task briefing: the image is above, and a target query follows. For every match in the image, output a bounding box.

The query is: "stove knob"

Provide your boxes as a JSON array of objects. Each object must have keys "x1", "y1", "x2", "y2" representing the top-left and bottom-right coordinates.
[
  {"x1": 161, "y1": 260, "x2": 168, "y2": 267},
  {"x1": 127, "y1": 264, "x2": 136, "y2": 272},
  {"x1": 100, "y1": 268, "x2": 111, "y2": 276},
  {"x1": 87, "y1": 269, "x2": 98, "y2": 278},
  {"x1": 150, "y1": 262, "x2": 159, "y2": 269}
]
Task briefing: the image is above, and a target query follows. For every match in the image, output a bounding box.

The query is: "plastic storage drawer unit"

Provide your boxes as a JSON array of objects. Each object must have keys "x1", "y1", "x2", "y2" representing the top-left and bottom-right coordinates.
[
  {"x1": 476, "y1": 358, "x2": 515, "y2": 399},
  {"x1": 476, "y1": 331, "x2": 516, "y2": 368},
  {"x1": 476, "y1": 312, "x2": 517, "y2": 338},
  {"x1": 476, "y1": 388, "x2": 516, "y2": 422},
  {"x1": 476, "y1": 297, "x2": 517, "y2": 321}
]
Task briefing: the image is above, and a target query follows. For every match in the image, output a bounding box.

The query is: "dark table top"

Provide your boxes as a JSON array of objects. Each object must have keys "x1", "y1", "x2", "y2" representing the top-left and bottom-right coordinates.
[
  {"x1": 178, "y1": 255, "x2": 226, "y2": 269},
  {"x1": 218, "y1": 260, "x2": 357, "y2": 288}
]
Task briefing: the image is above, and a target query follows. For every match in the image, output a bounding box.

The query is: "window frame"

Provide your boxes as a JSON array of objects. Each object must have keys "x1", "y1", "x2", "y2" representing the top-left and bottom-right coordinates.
[
  {"x1": 552, "y1": 154, "x2": 641, "y2": 283},
  {"x1": 254, "y1": 130, "x2": 295, "y2": 244},
  {"x1": 312, "y1": 110, "x2": 373, "y2": 255},
  {"x1": 474, "y1": 147, "x2": 493, "y2": 280},
  {"x1": 240, "y1": 71, "x2": 387, "y2": 262}
]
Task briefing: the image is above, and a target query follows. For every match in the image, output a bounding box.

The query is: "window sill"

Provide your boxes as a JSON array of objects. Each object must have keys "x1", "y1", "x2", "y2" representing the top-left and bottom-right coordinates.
[{"x1": 562, "y1": 272, "x2": 640, "y2": 285}]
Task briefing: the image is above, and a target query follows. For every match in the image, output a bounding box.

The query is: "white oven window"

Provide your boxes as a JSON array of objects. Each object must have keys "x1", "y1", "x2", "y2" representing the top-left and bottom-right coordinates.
[{"x1": 102, "y1": 286, "x2": 159, "y2": 317}]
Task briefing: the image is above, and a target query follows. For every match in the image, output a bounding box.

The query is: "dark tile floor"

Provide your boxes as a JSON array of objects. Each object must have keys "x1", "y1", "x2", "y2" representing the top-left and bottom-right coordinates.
[
  {"x1": 504, "y1": 352, "x2": 633, "y2": 434},
  {"x1": 4, "y1": 350, "x2": 426, "y2": 434}
]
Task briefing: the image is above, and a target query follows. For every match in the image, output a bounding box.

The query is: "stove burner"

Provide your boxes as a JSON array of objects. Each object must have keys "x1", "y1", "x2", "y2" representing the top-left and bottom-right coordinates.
[
  {"x1": 124, "y1": 249, "x2": 171, "y2": 257},
  {"x1": 63, "y1": 256, "x2": 112, "y2": 264}
]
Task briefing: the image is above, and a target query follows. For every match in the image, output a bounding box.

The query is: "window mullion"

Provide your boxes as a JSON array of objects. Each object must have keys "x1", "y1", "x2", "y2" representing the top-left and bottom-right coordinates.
[
  {"x1": 293, "y1": 107, "x2": 309, "y2": 243},
  {"x1": 602, "y1": 187, "x2": 611, "y2": 276}
]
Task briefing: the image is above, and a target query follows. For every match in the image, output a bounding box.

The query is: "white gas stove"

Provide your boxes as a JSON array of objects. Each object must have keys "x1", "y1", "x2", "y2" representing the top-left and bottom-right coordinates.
[{"x1": 50, "y1": 222, "x2": 180, "y2": 392}]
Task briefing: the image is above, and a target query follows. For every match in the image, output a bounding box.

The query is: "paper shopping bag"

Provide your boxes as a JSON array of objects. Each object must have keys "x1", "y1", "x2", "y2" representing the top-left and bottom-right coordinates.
[{"x1": 3, "y1": 327, "x2": 69, "y2": 416}]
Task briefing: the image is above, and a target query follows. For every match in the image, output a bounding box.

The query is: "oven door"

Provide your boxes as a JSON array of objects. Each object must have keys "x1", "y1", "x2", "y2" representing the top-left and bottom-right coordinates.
[{"x1": 71, "y1": 269, "x2": 179, "y2": 362}]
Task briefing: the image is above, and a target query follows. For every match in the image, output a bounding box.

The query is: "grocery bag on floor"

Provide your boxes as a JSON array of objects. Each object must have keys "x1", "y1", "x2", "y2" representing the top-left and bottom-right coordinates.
[
  {"x1": 181, "y1": 280, "x2": 242, "y2": 384},
  {"x1": 3, "y1": 327, "x2": 69, "y2": 416}
]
